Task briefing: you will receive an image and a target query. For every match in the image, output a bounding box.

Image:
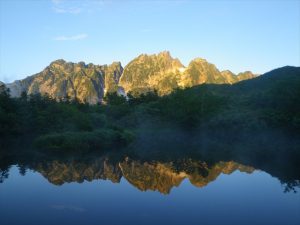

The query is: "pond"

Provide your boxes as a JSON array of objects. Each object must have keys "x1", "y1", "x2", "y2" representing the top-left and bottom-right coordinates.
[{"x1": 0, "y1": 152, "x2": 299, "y2": 225}]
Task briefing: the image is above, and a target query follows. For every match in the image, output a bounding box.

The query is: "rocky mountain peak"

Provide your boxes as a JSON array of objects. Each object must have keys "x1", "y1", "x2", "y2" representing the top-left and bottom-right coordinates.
[
  {"x1": 50, "y1": 59, "x2": 66, "y2": 66},
  {"x1": 236, "y1": 71, "x2": 256, "y2": 81},
  {"x1": 221, "y1": 70, "x2": 235, "y2": 75},
  {"x1": 158, "y1": 50, "x2": 171, "y2": 57},
  {"x1": 191, "y1": 58, "x2": 209, "y2": 64},
  {"x1": 118, "y1": 51, "x2": 185, "y2": 95}
]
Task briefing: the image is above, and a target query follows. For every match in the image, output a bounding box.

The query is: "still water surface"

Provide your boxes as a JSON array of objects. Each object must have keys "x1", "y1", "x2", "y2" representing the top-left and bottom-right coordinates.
[{"x1": 0, "y1": 155, "x2": 299, "y2": 225}]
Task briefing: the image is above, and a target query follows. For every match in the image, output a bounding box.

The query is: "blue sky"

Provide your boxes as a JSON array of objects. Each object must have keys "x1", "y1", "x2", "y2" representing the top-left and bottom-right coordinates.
[{"x1": 0, "y1": 0, "x2": 299, "y2": 82}]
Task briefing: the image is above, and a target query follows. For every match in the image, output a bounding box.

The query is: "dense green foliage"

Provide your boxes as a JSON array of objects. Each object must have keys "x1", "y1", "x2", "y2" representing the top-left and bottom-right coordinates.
[
  {"x1": 0, "y1": 66, "x2": 299, "y2": 154},
  {"x1": 0, "y1": 91, "x2": 134, "y2": 151},
  {"x1": 34, "y1": 129, "x2": 134, "y2": 151}
]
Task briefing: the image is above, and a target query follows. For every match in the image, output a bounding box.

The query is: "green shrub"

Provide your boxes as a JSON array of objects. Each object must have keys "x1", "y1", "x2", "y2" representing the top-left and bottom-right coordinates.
[{"x1": 34, "y1": 129, "x2": 135, "y2": 152}]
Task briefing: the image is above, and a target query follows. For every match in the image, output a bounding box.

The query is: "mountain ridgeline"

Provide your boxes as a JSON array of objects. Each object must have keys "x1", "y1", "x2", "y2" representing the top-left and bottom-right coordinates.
[
  {"x1": 6, "y1": 60, "x2": 123, "y2": 104},
  {"x1": 4, "y1": 51, "x2": 256, "y2": 103}
]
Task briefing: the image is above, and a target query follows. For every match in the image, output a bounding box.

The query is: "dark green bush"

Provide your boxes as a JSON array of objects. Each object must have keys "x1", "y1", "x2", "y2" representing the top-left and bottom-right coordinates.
[{"x1": 33, "y1": 129, "x2": 135, "y2": 151}]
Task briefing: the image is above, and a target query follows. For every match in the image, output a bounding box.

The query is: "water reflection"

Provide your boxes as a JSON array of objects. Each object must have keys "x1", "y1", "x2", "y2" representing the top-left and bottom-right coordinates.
[
  {"x1": 1, "y1": 149, "x2": 299, "y2": 194},
  {"x1": 120, "y1": 159, "x2": 254, "y2": 194}
]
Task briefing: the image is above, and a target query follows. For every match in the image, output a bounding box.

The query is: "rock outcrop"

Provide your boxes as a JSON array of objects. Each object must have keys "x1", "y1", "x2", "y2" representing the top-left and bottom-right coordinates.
[{"x1": 6, "y1": 60, "x2": 123, "y2": 104}]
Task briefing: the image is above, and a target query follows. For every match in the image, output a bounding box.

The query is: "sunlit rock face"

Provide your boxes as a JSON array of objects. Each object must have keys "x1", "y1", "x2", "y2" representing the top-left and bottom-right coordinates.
[
  {"x1": 179, "y1": 58, "x2": 227, "y2": 87},
  {"x1": 119, "y1": 51, "x2": 184, "y2": 96},
  {"x1": 119, "y1": 52, "x2": 256, "y2": 95},
  {"x1": 220, "y1": 70, "x2": 257, "y2": 85},
  {"x1": 104, "y1": 62, "x2": 123, "y2": 94},
  {"x1": 236, "y1": 71, "x2": 256, "y2": 81},
  {"x1": 220, "y1": 70, "x2": 238, "y2": 84},
  {"x1": 178, "y1": 59, "x2": 255, "y2": 87},
  {"x1": 6, "y1": 60, "x2": 123, "y2": 104},
  {"x1": 30, "y1": 157, "x2": 254, "y2": 194},
  {"x1": 5, "y1": 51, "x2": 256, "y2": 103}
]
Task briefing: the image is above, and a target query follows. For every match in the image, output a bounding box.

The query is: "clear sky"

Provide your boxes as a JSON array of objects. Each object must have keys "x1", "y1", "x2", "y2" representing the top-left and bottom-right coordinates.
[{"x1": 0, "y1": 0, "x2": 299, "y2": 82}]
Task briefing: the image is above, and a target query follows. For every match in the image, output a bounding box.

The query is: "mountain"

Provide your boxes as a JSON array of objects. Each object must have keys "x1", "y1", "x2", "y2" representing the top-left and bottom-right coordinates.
[
  {"x1": 180, "y1": 58, "x2": 229, "y2": 87},
  {"x1": 4, "y1": 51, "x2": 256, "y2": 103},
  {"x1": 6, "y1": 60, "x2": 123, "y2": 104},
  {"x1": 119, "y1": 51, "x2": 184, "y2": 95},
  {"x1": 120, "y1": 52, "x2": 256, "y2": 95}
]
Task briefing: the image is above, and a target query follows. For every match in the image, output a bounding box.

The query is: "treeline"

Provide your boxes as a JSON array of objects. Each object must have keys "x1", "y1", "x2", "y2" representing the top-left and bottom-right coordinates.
[{"x1": 0, "y1": 90, "x2": 135, "y2": 151}]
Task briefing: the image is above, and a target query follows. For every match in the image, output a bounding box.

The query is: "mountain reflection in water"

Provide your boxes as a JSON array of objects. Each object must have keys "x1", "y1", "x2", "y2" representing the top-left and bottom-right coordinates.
[
  {"x1": 1, "y1": 147, "x2": 300, "y2": 225},
  {"x1": 1, "y1": 149, "x2": 299, "y2": 194}
]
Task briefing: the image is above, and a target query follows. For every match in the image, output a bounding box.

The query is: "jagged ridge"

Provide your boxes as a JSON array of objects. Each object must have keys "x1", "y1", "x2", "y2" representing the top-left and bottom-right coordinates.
[{"x1": 3, "y1": 51, "x2": 256, "y2": 104}]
